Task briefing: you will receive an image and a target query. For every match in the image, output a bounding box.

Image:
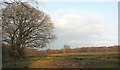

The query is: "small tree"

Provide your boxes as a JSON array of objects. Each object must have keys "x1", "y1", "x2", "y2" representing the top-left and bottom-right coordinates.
[
  {"x1": 63, "y1": 44, "x2": 70, "y2": 50},
  {"x1": 2, "y1": 2, "x2": 56, "y2": 58},
  {"x1": 62, "y1": 44, "x2": 71, "y2": 53}
]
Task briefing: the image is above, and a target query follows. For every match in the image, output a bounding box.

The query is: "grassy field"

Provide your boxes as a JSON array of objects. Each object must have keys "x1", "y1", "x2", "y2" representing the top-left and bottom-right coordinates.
[{"x1": 2, "y1": 52, "x2": 119, "y2": 68}]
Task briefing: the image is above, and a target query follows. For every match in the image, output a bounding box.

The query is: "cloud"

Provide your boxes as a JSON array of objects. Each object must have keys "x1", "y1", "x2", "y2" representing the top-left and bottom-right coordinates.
[
  {"x1": 52, "y1": 9, "x2": 85, "y2": 30},
  {"x1": 53, "y1": 9, "x2": 105, "y2": 32},
  {"x1": 49, "y1": 9, "x2": 117, "y2": 49},
  {"x1": 89, "y1": 14, "x2": 103, "y2": 23}
]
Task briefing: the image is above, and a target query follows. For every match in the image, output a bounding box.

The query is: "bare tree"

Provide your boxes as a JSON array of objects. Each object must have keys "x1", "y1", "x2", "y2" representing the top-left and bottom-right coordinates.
[
  {"x1": 62, "y1": 44, "x2": 71, "y2": 53},
  {"x1": 2, "y1": 2, "x2": 56, "y2": 58},
  {"x1": 63, "y1": 44, "x2": 70, "y2": 50}
]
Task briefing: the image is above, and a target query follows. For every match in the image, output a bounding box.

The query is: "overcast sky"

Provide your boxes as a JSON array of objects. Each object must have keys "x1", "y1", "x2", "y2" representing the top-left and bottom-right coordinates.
[
  {"x1": 36, "y1": 2, "x2": 118, "y2": 50},
  {"x1": 0, "y1": 0, "x2": 118, "y2": 50}
]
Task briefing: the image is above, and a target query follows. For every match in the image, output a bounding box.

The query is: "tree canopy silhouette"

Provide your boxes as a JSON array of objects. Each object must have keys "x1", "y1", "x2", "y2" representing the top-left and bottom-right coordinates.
[{"x1": 2, "y1": 2, "x2": 56, "y2": 58}]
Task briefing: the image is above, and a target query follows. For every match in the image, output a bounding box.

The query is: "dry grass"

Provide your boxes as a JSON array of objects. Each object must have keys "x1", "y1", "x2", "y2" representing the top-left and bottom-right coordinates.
[{"x1": 3, "y1": 52, "x2": 119, "y2": 68}]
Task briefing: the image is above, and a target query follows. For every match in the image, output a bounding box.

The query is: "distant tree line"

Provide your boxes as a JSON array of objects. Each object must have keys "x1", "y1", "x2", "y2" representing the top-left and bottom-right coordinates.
[
  {"x1": 2, "y1": 42, "x2": 119, "y2": 60},
  {"x1": 38, "y1": 45, "x2": 118, "y2": 55}
]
